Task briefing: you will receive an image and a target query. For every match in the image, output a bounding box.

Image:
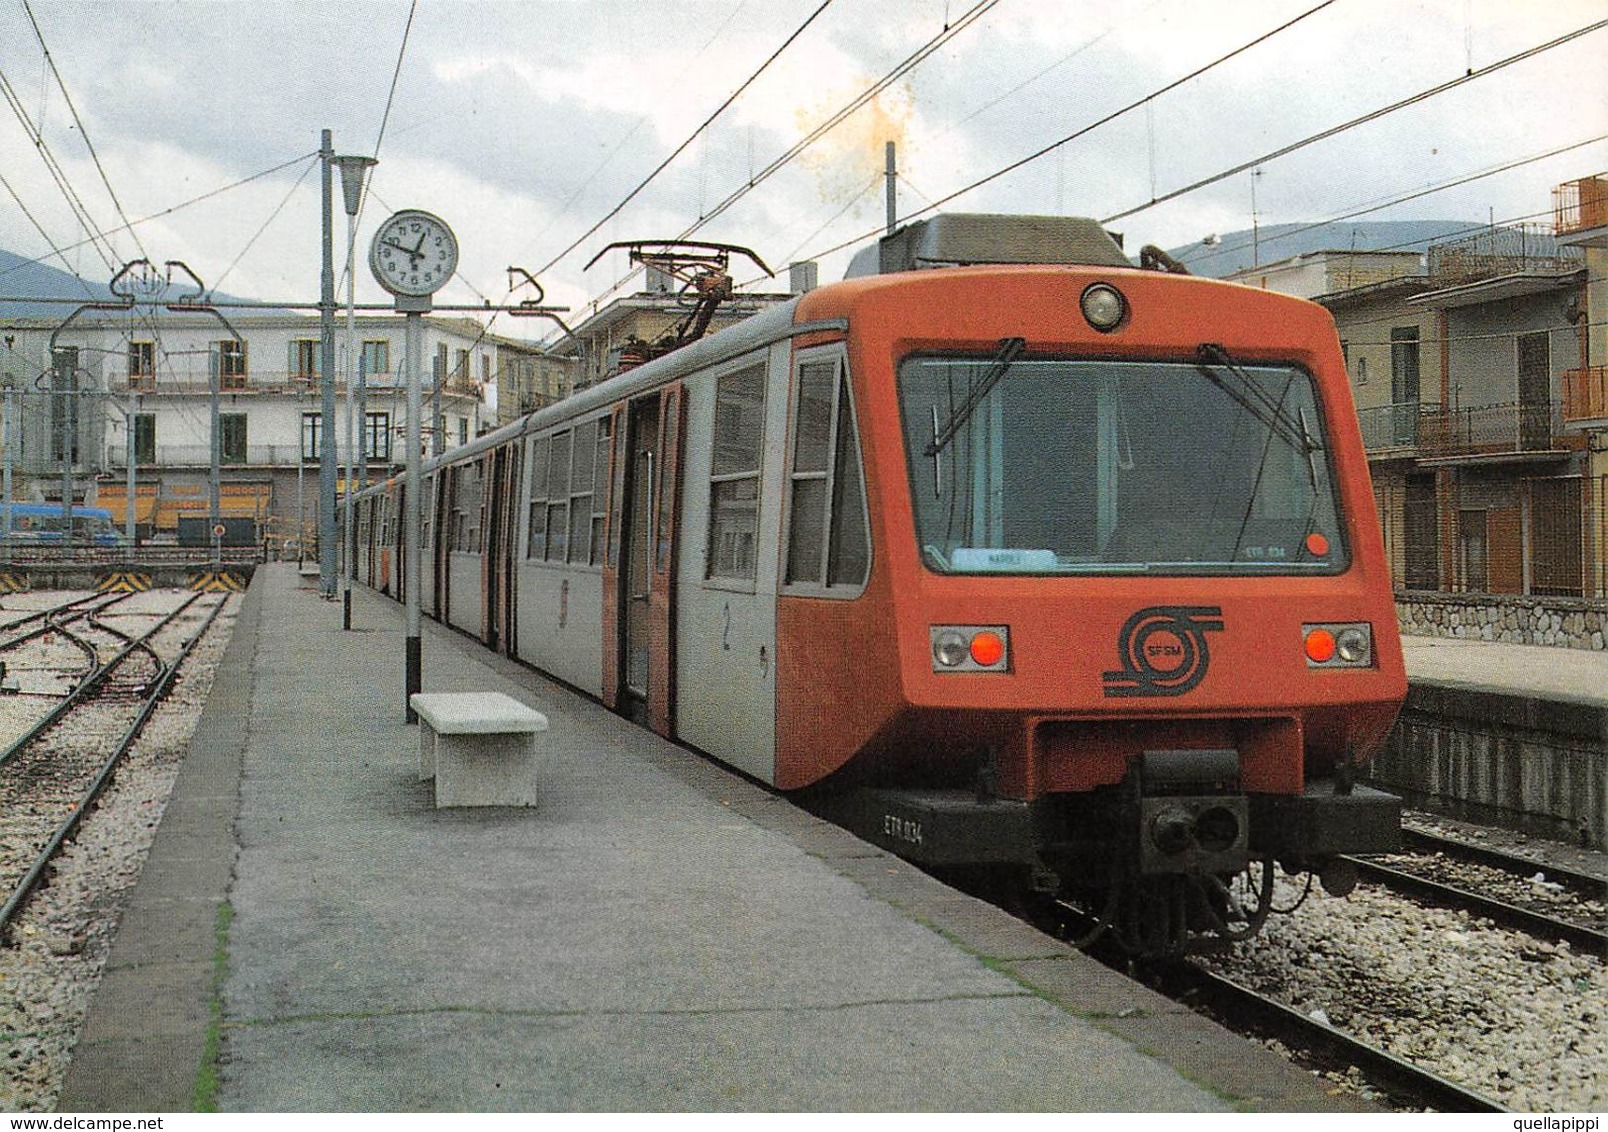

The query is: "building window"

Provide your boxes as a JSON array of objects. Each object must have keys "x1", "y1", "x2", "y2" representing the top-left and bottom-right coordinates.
[
  {"x1": 365, "y1": 412, "x2": 391, "y2": 462},
  {"x1": 129, "y1": 341, "x2": 155, "y2": 389},
  {"x1": 1390, "y1": 327, "x2": 1420, "y2": 403},
  {"x1": 361, "y1": 340, "x2": 390, "y2": 379},
  {"x1": 481, "y1": 354, "x2": 492, "y2": 385},
  {"x1": 455, "y1": 348, "x2": 469, "y2": 382},
  {"x1": 458, "y1": 417, "x2": 469, "y2": 447},
  {"x1": 707, "y1": 365, "x2": 766, "y2": 581},
  {"x1": 290, "y1": 339, "x2": 319, "y2": 382},
  {"x1": 217, "y1": 340, "x2": 247, "y2": 389},
  {"x1": 302, "y1": 412, "x2": 322, "y2": 462},
  {"x1": 134, "y1": 413, "x2": 156, "y2": 464},
  {"x1": 219, "y1": 413, "x2": 248, "y2": 464},
  {"x1": 435, "y1": 343, "x2": 449, "y2": 387}
]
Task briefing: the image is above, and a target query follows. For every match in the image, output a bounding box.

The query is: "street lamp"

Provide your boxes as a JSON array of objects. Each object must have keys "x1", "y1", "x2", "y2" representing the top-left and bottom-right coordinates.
[{"x1": 335, "y1": 154, "x2": 376, "y2": 631}]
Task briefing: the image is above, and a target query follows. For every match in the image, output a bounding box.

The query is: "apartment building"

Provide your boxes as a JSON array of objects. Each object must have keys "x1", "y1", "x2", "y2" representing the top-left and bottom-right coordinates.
[{"x1": 0, "y1": 308, "x2": 513, "y2": 548}]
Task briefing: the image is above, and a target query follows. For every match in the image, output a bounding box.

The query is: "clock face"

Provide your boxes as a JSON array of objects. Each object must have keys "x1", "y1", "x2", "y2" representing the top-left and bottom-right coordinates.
[{"x1": 369, "y1": 210, "x2": 459, "y2": 296}]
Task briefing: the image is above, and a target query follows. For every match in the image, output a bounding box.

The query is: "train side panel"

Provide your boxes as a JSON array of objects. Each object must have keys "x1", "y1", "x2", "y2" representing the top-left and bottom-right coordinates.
[
  {"x1": 672, "y1": 343, "x2": 788, "y2": 784},
  {"x1": 515, "y1": 563, "x2": 607, "y2": 696}
]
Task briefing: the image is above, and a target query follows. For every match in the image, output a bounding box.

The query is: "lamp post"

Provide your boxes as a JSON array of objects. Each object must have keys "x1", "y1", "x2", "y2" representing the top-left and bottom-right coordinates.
[
  {"x1": 335, "y1": 154, "x2": 376, "y2": 630},
  {"x1": 317, "y1": 129, "x2": 337, "y2": 598}
]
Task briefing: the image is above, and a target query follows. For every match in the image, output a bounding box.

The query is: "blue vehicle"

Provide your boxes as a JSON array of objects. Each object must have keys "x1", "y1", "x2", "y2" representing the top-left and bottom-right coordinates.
[{"x1": 0, "y1": 502, "x2": 124, "y2": 546}]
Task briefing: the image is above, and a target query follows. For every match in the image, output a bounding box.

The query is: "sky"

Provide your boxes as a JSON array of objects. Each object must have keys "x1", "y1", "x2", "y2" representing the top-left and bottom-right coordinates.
[{"x1": 0, "y1": 0, "x2": 1604, "y2": 345}]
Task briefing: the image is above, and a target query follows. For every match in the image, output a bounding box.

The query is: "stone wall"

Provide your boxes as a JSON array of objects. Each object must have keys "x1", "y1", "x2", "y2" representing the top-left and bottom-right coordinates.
[{"x1": 1397, "y1": 592, "x2": 1607, "y2": 650}]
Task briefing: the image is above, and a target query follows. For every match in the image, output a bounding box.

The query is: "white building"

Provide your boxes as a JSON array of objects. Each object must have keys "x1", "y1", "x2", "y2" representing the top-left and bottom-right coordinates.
[{"x1": 0, "y1": 308, "x2": 529, "y2": 549}]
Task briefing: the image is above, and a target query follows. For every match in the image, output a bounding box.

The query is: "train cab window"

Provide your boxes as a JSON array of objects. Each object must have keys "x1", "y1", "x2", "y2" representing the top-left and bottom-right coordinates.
[
  {"x1": 899, "y1": 356, "x2": 1348, "y2": 576},
  {"x1": 707, "y1": 365, "x2": 766, "y2": 581},
  {"x1": 784, "y1": 358, "x2": 868, "y2": 591}
]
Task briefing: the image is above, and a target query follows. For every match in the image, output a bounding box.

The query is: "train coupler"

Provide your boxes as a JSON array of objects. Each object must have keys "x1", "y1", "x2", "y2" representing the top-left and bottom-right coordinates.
[{"x1": 1134, "y1": 749, "x2": 1249, "y2": 877}]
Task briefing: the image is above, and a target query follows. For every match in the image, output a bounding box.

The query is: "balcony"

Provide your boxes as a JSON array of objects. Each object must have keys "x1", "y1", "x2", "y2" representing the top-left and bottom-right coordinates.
[
  {"x1": 1357, "y1": 402, "x2": 1427, "y2": 453},
  {"x1": 1562, "y1": 366, "x2": 1608, "y2": 424},
  {"x1": 1418, "y1": 402, "x2": 1558, "y2": 460},
  {"x1": 1358, "y1": 400, "x2": 1564, "y2": 460},
  {"x1": 1426, "y1": 223, "x2": 1583, "y2": 289},
  {"x1": 1554, "y1": 176, "x2": 1608, "y2": 242},
  {"x1": 111, "y1": 370, "x2": 480, "y2": 397}
]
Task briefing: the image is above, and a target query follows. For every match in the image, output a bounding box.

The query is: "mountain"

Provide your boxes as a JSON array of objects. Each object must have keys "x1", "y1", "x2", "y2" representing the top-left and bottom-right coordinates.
[
  {"x1": 1167, "y1": 220, "x2": 1478, "y2": 279},
  {"x1": 0, "y1": 248, "x2": 118, "y2": 316},
  {"x1": 0, "y1": 248, "x2": 283, "y2": 316}
]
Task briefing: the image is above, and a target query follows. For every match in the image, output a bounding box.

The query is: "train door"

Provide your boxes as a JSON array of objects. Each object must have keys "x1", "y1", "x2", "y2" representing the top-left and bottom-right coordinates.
[
  {"x1": 481, "y1": 448, "x2": 510, "y2": 650},
  {"x1": 430, "y1": 471, "x2": 450, "y2": 619},
  {"x1": 605, "y1": 388, "x2": 681, "y2": 732},
  {"x1": 496, "y1": 441, "x2": 521, "y2": 656},
  {"x1": 672, "y1": 353, "x2": 783, "y2": 783}
]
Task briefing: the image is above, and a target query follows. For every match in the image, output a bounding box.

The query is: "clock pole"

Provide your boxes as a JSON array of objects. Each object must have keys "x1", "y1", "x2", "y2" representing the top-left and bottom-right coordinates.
[
  {"x1": 369, "y1": 209, "x2": 457, "y2": 721},
  {"x1": 403, "y1": 297, "x2": 424, "y2": 720}
]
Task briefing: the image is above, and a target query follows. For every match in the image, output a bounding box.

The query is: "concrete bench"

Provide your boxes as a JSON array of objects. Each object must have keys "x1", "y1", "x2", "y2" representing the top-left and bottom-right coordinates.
[{"x1": 409, "y1": 692, "x2": 550, "y2": 808}]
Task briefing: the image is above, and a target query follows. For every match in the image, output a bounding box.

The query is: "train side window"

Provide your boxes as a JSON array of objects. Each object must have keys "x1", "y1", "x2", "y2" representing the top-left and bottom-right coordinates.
[
  {"x1": 546, "y1": 431, "x2": 572, "y2": 563},
  {"x1": 451, "y1": 461, "x2": 483, "y2": 552},
  {"x1": 707, "y1": 365, "x2": 766, "y2": 581},
  {"x1": 785, "y1": 357, "x2": 868, "y2": 591},
  {"x1": 592, "y1": 417, "x2": 612, "y2": 566},
  {"x1": 526, "y1": 436, "x2": 548, "y2": 559},
  {"x1": 568, "y1": 420, "x2": 596, "y2": 564}
]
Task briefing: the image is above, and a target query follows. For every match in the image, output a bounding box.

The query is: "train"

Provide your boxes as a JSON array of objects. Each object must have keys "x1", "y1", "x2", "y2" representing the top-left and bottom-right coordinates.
[
  {"x1": 348, "y1": 213, "x2": 1407, "y2": 957},
  {"x1": 0, "y1": 503, "x2": 123, "y2": 546}
]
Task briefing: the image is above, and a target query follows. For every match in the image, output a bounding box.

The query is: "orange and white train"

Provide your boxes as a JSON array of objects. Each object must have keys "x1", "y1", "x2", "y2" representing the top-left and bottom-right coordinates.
[{"x1": 351, "y1": 215, "x2": 1406, "y2": 956}]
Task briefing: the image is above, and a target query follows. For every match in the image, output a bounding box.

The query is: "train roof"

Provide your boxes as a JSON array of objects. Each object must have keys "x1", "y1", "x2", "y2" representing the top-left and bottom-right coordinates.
[{"x1": 844, "y1": 214, "x2": 1131, "y2": 278}]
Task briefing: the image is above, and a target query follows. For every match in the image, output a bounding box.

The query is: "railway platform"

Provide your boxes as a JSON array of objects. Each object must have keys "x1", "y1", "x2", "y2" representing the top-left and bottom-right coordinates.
[
  {"x1": 57, "y1": 563, "x2": 1367, "y2": 1113},
  {"x1": 1377, "y1": 635, "x2": 1606, "y2": 851}
]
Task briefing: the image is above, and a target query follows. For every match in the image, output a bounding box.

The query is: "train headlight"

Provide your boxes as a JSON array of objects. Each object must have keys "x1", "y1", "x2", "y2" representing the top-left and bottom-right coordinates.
[
  {"x1": 1080, "y1": 283, "x2": 1127, "y2": 332},
  {"x1": 930, "y1": 625, "x2": 1010, "y2": 672},
  {"x1": 1303, "y1": 622, "x2": 1373, "y2": 668},
  {"x1": 1335, "y1": 626, "x2": 1371, "y2": 664},
  {"x1": 933, "y1": 630, "x2": 969, "y2": 668}
]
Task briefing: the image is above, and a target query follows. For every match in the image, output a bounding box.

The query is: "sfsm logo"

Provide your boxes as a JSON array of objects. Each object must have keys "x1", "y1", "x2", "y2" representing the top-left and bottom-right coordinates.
[{"x1": 1101, "y1": 606, "x2": 1224, "y2": 697}]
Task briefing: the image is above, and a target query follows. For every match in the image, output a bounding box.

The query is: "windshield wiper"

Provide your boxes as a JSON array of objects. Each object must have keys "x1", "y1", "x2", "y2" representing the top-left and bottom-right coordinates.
[
  {"x1": 924, "y1": 337, "x2": 1026, "y2": 457},
  {"x1": 1195, "y1": 343, "x2": 1318, "y2": 458}
]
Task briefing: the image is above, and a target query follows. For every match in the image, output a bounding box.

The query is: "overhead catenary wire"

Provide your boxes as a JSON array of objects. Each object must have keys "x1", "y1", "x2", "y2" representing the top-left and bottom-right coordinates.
[
  {"x1": 582, "y1": 0, "x2": 999, "y2": 315},
  {"x1": 768, "y1": 13, "x2": 1606, "y2": 285},
  {"x1": 19, "y1": 0, "x2": 149, "y2": 266},
  {"x1": 1180, "y1": 136, "x2": 1608, "y2": 272},
  {"x1": 533, "y1": 0, "x2": 836, "y2": 280},
  {"x1": 1101, "y1": 17, "x2": 1608, "y2": 225},
  {"x1": 0, "y1": 64, "x2": 119, "y2": 274},
  {"x1": 0, "y1": 151, "x2": 319, "y2": 284}
]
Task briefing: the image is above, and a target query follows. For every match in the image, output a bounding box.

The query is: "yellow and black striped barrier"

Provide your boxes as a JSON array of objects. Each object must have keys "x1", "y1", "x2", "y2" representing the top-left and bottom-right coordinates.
[
  {"x1": 97, "y1": 569, "x2": 153, "y2": 593},
  {"x1": 0, "y1": 570, "x2": 28, "y2": 594},
  {"x1": 188, "y1": 569, "x2": 247, "y2": 593}
]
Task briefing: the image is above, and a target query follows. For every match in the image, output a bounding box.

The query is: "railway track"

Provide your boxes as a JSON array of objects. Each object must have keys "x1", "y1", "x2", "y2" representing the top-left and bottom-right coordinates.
[
  {"x1": 1148, "y1": 959, "x2": 1509, "y2": 1112},
  {"x1": 992, "y1": 835, "x2": 1602, "y2": 1112},
  {"x1": 0, "y1": 591, "x2": 230, "y2": 943},
  {"x1": 1347, "y1": 837, "x2": 1607, "y2": 957}
]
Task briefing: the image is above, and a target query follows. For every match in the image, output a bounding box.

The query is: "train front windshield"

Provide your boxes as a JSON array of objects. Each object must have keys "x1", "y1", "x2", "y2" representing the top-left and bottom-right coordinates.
[{"x1": 899, "y1": 354, "x2": 1348, "y2": 575}]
